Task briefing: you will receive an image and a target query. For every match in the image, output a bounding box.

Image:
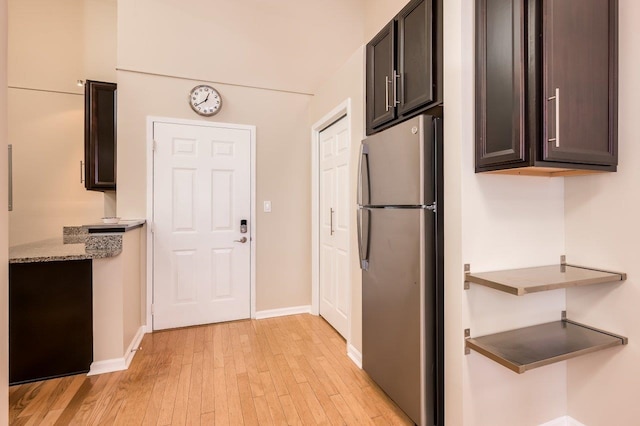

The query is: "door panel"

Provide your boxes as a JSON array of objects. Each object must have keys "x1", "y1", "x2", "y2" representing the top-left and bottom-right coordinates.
[
  {"x1": 153, "y1": 122, "x2": 252, "y2": 330},
  {"x1": 398, "y1": 0, "x2": 434, "y2": 115},
  {"x1": 366, "y1": 21, "x2": 397, "y2": 132},
  {"x1": 319, "y1": 117, "x2": 350, "y2": 338},
  {"x1": 362, "y1": 115, "x2": 434, "y2": 206},
  {"x1": 543, "y1": 0, "x2": 616, "y2": 165},
  {"x1": 362, "y1": 208, "x2": 435, "y2": 426},
  {"x1": 475, "y1": 0, "x2": 526, "y2": 168}
]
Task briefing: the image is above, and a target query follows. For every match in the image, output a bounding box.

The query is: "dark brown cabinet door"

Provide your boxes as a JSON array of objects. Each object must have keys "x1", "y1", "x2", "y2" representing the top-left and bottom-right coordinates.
[
  {"x1": 85, "y1": 80, "x2": 117, "y2": 191},
  {"x1": 398, "y1": 0, "x2": 435, "y2": 115},
  {"x1": 476, "y1": 0, "x2": 526, "y2": 169},
  {"x1": 542, "y1": 0, "x2": 617, "y2": 166},
  {"x1": 366, "y1": 21, "x2": 396, "y2": 133}
]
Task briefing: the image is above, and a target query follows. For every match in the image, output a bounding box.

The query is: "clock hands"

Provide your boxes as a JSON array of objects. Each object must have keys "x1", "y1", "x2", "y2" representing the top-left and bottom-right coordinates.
[{"x1": 195, "y1": 92, "x2": 210, "y2": 107}]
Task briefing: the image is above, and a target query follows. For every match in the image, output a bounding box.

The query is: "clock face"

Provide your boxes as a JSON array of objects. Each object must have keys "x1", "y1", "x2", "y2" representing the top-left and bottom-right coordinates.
[{"x1": 189, "y1": 85, "x2": 222, "y2": 116}]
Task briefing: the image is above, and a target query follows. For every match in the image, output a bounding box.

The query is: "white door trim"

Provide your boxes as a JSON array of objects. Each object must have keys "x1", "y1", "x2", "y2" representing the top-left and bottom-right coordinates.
[
  {"x1": 146, "y1": 116, "x2": 257, "y2": 329},
  {"x1": 310, "y1": 99, "x2": 352, "y2": 340}
]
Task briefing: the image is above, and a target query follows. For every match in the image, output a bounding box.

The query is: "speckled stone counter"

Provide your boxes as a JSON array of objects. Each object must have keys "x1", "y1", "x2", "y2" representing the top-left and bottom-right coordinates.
[{"x1": 9, "y1": 237, "x2": 121, "y2": 264}]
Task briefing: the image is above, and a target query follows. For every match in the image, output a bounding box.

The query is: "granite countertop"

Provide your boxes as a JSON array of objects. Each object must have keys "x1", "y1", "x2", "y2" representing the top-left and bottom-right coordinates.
[
  {"x1": 9, "y1": 237, "x2": 122, "y2": 264},
  {"x1": 9, "y1": 219, "x2": 144, "y2": 264}
]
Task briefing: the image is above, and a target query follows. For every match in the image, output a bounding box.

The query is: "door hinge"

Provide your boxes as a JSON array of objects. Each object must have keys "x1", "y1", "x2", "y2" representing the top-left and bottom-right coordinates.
[
  {"x1": 151, "y1": 304, "x2": 154, "y2": 315},
  {"x1": 426, "y1": 202, "x2": 437, "y2": 213},
  {"x1": 152, "y1": 140, "x2": 157, "y2": 152}
]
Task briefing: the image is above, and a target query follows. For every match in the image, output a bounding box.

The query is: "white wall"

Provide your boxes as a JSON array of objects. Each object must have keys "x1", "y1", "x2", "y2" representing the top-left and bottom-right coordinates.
[
  {"x1": 7, "y1": 0, "x2": 116, "y2": 245},
  {"x1": 117, "y1": 0, "x2": 365, "y2": 95},
  {"x1": 447, "y1": 1, "x2": 568, "y2": 424},
  {"x1": 364, "y1": 0, "x2": 407, "y2": 40},
  {"x1": 0, "y1": 0, "x2": 9, "y2": 420},
  {"x1": 565, "y1": 1, "x2": 640, "y2": 424}
]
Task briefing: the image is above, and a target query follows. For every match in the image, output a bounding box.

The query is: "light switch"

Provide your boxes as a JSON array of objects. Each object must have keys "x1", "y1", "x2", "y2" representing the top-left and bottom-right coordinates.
[{"x1": 263, "y1": 201, "x2": 272, "y2": 213}]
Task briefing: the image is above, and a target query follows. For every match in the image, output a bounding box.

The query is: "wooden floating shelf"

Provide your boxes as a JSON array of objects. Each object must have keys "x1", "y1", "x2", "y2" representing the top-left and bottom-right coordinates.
[
  {"x1": 465, "y1": 316, "x2": 628, "y2": 374},
  {"x1": 465, "y1": 263, "x2": 626, "y2": 296}
]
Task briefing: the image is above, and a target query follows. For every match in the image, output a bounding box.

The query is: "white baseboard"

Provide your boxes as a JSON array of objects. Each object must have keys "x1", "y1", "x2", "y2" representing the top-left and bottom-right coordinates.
[
  {"x1": 539, "y1": 416, "x2": 586, "y2": 426},
  {"x1": 88, "y1": 325, "x2": 147, "y2": 376},
  {"x1": 347, "y1": 343, "x2": 362, "y2": 368},
  {"x1": 254, "y1": 305, "x2": 312, "y2": 320}
]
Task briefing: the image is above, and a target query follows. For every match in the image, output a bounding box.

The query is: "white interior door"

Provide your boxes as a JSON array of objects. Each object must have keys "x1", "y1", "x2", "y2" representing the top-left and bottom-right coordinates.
[
  {"x1": 319, "y1": 116, "x2": 350, "y2": 338},
  {"x1": 152, "y1": 121, "x2": 252, "y2": 330}
]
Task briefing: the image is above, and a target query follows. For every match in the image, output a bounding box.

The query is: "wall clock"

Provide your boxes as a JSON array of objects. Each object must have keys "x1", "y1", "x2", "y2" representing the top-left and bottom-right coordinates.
[{"x1": 189, "y1": 84, "x2": 222, "y2": 116}]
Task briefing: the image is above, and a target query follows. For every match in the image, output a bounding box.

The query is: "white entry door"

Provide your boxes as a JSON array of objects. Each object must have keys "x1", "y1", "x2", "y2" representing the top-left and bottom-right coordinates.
[
  {"x1": 152, "y1": 121, "x2": 252, "y2": 330},
  {"x1": 319, "y1": 116, "x2": 350, "y2": 338}
]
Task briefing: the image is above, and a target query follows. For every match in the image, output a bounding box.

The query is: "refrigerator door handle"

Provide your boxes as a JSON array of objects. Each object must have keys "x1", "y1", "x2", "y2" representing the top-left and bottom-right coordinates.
[
  {"x1": 357, "y1": 143, "x2": 370, "y2": 207},
  {"x1": 357, "y1": 207, "x2": 370, "y2": 270}
]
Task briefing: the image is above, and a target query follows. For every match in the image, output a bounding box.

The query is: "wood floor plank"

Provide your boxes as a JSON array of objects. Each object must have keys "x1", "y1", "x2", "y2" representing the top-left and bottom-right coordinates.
[
  {"x1": 36, "y1": 408, "x2": 64, "y2": 426},
  {"x1": 297, "y1": 381, "x2": 327, "y2": 424},
  {"x1": 156, "y1": 353, "x2": 184, "y2": 425},
  {"x1": 329, "y1": 393, "x2": 360, "y2": 425},
  {"x1": 231, "y1": 322, "x2": 247, "y2": 375},
  {"x1": 181, "y1": 327, "x2": 196, "y2": 366},
  {"x1": 200, "y1": 411, "x2": 214, "y2": 424},
  {"x1": 49, "y1": 375, "x2": 86, "y2": 411},
  {"x1": 258, "y1": 371, "x2": 287, "y2": 425},
  {"x1": 170, "y1": 361, "x2": 193, "y2": 425},
  {"x1": 278, "y1": 394, "x2": 303, "y2": 426},
  {"x1": 273, "y1": 354, "x2": 315, "y2": 425},
  {"x1": 185, "y1": 351, "x2": 203, "y2": 425},
  {"x1": 200, "y1": 343, "x2": 215, "y2": 415},
  {"x1": 9, "y1": 314, "x2": 415, "y2": 426},
  {"x1": 236, "y1": 373, "x2": 259, "y2": 426},
  {"x1": 140, "y1": 366, "x2": 169, "y2": 425},
  {"x1": 51, "y1": 376, "x2": 100, "y2": 425},
  {"x1": 17, "y1": 377, "x2": 60, "y2": 419},
  {"x1": 252, "y1": 395, "x2": 274, "y2": 425},
  {"x1": 213, "y1": 367, "x2": 229, "y2": 426},
  {"x1": 223, "y1": 354, "x2": 243, "y2": 425}
]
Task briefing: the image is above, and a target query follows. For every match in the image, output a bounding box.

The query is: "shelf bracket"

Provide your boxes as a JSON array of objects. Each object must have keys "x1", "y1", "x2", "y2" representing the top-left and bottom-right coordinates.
[
  {"x1": 464, "y1": 329, "x2": 470, "y2": 355},
  {"x1": 561, "y1": 310, "x2": 567, "y2": 321},
  {"x1": 464, "y1": 264, "x2": 470, "y2": 290},
  {"x1": 560, "y1": 255, "x2": 567, "y2": 265}
]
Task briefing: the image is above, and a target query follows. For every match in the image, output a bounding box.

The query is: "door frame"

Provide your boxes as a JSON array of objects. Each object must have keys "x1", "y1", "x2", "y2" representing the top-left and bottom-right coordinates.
[
  {"x1": 145, "y1": 116, "x2": 257, "y2": 329},
  {"x1": 310, "y1": 99, "x2": 352, "y2": 340}
]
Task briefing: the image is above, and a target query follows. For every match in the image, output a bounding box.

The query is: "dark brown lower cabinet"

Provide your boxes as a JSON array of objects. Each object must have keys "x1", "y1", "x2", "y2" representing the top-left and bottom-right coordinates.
[{"x1": 10, "y1": 260, "x2": 93, "y2": 385}]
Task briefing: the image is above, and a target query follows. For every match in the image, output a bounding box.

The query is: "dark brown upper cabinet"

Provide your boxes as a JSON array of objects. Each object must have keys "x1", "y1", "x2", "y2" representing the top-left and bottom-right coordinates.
[
  {"x1": 476, "y1": 0, "x2": 618, "y2": 177},
  {"x1": 85, "y1": 80, "x2": 117, "y2": 191},
  {"x1": 366, "y1": 0, "x2": 442, "y2": 135}
]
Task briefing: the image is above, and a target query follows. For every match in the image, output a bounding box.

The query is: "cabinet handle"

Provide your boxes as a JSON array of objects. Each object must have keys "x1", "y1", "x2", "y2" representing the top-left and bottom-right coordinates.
[
  {"x1": 393, "y1": 70, "x2": 400, "y2": 106},
  {"x1": 385, "y1": 76, "x2": 391, "y2": 112},
  {"x1": 80, "y1": 161, "x2": 85, "y2": 183},
  {"x1": 547, "y1": 88, "x2": 560, "y2": 148},
  {"x1": 330, "y1": 207, "x2": 335, "y2": 235}
]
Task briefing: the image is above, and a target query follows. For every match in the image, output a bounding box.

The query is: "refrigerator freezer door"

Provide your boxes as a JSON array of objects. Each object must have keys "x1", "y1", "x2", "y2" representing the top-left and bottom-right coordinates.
[
  {"x1": 362, "y1": 207, "x2": 435, "y2": 426},
  {"x1": 359, "y1": 115, "x2": 435, "y2": 207}
]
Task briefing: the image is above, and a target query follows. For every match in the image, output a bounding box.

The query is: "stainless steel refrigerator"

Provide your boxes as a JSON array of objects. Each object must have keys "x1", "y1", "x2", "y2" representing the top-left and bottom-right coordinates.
[{"x1": 358, "y1": 112, "x2": 443, "y2": 426}]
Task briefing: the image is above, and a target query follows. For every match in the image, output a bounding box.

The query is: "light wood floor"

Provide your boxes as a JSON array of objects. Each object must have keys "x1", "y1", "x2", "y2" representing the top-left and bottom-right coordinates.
[{"x1": 9, "y1": 314, "x2": 413, "y2": 425}]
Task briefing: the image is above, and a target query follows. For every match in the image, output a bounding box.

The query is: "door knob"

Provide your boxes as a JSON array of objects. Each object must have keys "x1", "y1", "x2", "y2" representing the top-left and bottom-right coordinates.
[{"x1": 234, "y1": 237, "x2": 248, "y2": 243}]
